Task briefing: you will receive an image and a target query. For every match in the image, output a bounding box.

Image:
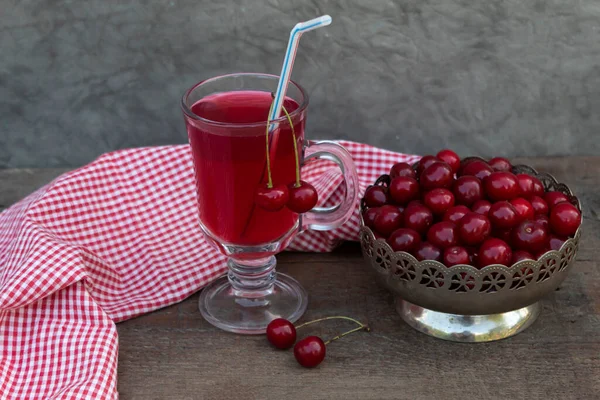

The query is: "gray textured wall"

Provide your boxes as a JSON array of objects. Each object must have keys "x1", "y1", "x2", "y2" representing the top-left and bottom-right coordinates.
[{"x1": 1, "y1": 0, "x2": 599, "y2": 168}]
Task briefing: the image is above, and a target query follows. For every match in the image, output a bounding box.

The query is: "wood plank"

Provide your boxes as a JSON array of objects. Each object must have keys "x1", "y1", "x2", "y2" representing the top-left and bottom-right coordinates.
[{"x1": 1, "y1": 158, "x2": 599, "y2": 399}]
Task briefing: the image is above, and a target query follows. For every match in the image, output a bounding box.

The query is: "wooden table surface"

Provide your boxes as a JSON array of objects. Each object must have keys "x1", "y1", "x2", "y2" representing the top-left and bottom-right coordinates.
[{"x1": 1, "y1": 157, "x2": 599, "y2": 400}]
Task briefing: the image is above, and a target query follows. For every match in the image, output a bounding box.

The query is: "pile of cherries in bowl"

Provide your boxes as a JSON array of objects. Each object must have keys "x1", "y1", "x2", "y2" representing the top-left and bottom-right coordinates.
[{"x1": 361, "y1": 149, "x2": 582, "y2": 268}]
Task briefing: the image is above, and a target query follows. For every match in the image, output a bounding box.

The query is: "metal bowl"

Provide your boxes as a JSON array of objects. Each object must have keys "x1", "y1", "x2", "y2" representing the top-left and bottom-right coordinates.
[{"x1": 360, "y1": 159, "x2": 582, "y2": 342}]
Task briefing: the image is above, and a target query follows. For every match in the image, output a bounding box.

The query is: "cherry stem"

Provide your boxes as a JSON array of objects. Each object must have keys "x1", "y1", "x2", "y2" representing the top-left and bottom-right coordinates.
[
  {"x1": 324, "y1": 325, "x2": 370, "y2": 345},
  {"x1": 295, "y1": 315, "x2": 365, "y2": 329},
  {"x1": 264, "y1": 99, "x2": 275, "y2": 189},
  {"x1": 280, "y1": 105, "x2": 301, "y2": 187}
]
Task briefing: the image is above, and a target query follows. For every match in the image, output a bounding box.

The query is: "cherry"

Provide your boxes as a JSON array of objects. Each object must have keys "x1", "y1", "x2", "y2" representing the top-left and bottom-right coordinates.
[
  {"x1": 512, "y1": 220, "x2": 548, "y2": 252},
  {"x1": 294, "y1": 336, "x2": 326, "y2": 368},
  {"x1": 423, "y1": 188, "x2": 455, "y2": 216},
  {"x1": 443, "y1": 246, "x2": 470, "y2": 267},
  {"x1": 266, "y1": 318, "x2": 297, "y2": 349},
  {"x1": 488, "y1": 201, "x2": 519, "y2": 229},
  {"x1": 532, "y1": 179, "x2": 545, "y2": 197},
  {"x1": 457, "y1": 158, "x2": 476, "y2": 176},
  {"x1": 460, "y1": 160, "x2": 494, "y2": 181},
  {"x1": 362, "y1": 207, "x2": 379, "y2": 229},
  {"x1": 478, "y1": 238, "x2": 512, "y2": 268},
  {"x1": 420, "y1": 161, "x2": 454, "y2": 190},
  {"x1": 373, "y1": 231, "x2": 386, "y2": 240},
  {"x1": 373, "y1": 205, "x2": 404, "y2": 236},
  {"x1": 414, "y1": 242, "x2": 443, "y2": 262},
  {"x1": 406, "y1": 199, "x2": 423, "y2": 209},
  {"x1": 443, "y1": 205, "x2": 471, "y2": 224},
  {"x1": 529, "y1": 195, "x2": 549, "y2": 215},
  {"x1": 436, "y1": 149, "x2": 460, "y2": 173},
  {"x1": 512, "y1": 250, "x2": 534, "y2": 264},
  {"x1": 515, "y1": 174, "x2": 537, "y2": 198},
  {"x1": 364, "y1": 186, "x2": 389, "y2": 208},
  {"x1": 488, "y1": 157, "x2": 512, "y2": 172},
  {"x1": 534, "y1": 214, "x2": 550, "y2": 232},
  {"x1": 544, "y1": 191, "x2": 570, "y2": 210},
  {"x1": 426, "y1": 222, "x2": 458, "y2": 249},
  {"x1": 403, "y1": 204, "x2": 433, "y2": 235},
  {"x1": 548, "y1": 234, "x2": 567, "y2": 251},
  {"x1": 287, "y1": 181, "x2": 318, "y2": 213},
  {"x1": 387, "y1": 228, "x2": 422, "y2": 252},
  {"x1": 534, "y1": 247, "x2": 551, "y2": 260},
  {"x1": 549, "y1": 202, "x2": 581, "y2": 236},
  {"x1": 483, "y1": 171, "x2": 520, "y2": 201},
  {"x1": 255, "y1": 184, "x2": 289, "y2": 211},
  {"x1": 389, "y1": 177, "x2": 420, "y2": 205},
  {"x1": 457, "y1": 212, "x2": 491, "y2": 246},
  {"x1": 390, "y1": 162, "x2": 416, "y2": 179},
  {"x1": 416, "y1": 155, "x2": 439, "y2": 177},
  {"x1": 510, "y1": 198, "x2": 535, "y2": 222},
  {"x1": 466, "y1": 246, "x2": 478, "y2": 265},
  {"x1": 471, "y1": 200, "x2": 492, "y2": 216},
  {"x1": 452, "y1": 176, "x2": 484, "y2": 206},
  {"x1": 291, "y1": 317, "x2": 369, "y2": 368}
]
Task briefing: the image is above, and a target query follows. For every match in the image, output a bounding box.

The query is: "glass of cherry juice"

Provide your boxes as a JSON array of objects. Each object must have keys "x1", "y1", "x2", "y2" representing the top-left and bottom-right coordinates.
[{"x1": 181, "y1": 73, "x2": 359, "y2": 334}]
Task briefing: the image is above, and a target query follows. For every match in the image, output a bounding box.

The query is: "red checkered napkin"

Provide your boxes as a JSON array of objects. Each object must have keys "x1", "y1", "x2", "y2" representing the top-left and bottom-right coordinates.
[{"x1": 0, "y1": 141, "x2": 418, "y2": 399}]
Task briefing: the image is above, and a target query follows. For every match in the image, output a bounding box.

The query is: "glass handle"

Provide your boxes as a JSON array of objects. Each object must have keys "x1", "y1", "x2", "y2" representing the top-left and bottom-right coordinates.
[{"x1": 301, "y1": 141, "x2": 360, "y2": 231}]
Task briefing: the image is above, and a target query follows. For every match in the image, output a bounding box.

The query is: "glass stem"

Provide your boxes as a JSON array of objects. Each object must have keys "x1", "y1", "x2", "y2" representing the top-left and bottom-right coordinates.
[{"x1": 228, "y1": 256, "x2": 276, "y2": 298}]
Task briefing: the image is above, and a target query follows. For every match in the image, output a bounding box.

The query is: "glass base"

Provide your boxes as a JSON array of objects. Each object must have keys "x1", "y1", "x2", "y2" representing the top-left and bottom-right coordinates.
[
  {"x1": 198, "y1": 273, "x2": 308, "y2": 335},
  {"x1": 396, "y1": 299, "x2": 541, "y2": 342}
]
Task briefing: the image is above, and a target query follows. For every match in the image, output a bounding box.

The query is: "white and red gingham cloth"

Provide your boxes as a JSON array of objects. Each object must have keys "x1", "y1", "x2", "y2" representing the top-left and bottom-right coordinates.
[{"x1": 0, "y1": 141, "x2": 418, "y2": 399}]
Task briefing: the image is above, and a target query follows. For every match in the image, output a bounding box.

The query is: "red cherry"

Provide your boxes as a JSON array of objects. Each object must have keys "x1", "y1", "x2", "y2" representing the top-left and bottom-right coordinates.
[
  {"x1": 420, "y1": 161, "x2": 454, "y2": 190},
  {"x1": 390, "y1": 162, "x2": 416, "y2": 179},
  {"x1": 457, "y1": 212, "x2": 491, "y2": 246},
  {"x1": 471, "y1": 200, "x2": 492, "y2": 216},
  {"x1": 266, "y1": 318, "x2": 297, "y2": 349},
  {"x1": 363, "y1": 186, "x2": 389, "y2": 207},
  {"x1": 255, "y1": 184, "x2": 289, "y2": 211},
  {"x1": 534, "y1": 214, "x2": 550, "y2": 232},
  {"x1": 549, "y1": 203, "x2": 581, "y2": 236},
  {"x1": 544, "y1": 191, "x2": 570, "y2": 210},
  {"x1": 512, "y1": 220, "x2": 548, "y2": 252},
  {"x1": 488, "y1": 157, "x2": 512, "y2": 172},
  {"x1": 287, "y1": 181, "x2": 318, "y2": 213},
  {"x1": 423, "y1": 188, "x2": 455, "y2": 216},
  {"x1": 373, "y1": 205, "x2": 404, "y2": 236},
  {"x1": 511, "y1": 250, "x2": 534, "y2": 264},
  {"x1": 457, "y1": 158, "x2": 476, "y2": 176},
  {"x1": 389, "y1": 177, "x2": 420, "y2": 204},
  {"x1": 452, "y1": 176, "x2": 484, "y2": 206},
  {"x1": 406, "y1": 200, "x2": 423, "y2": 209},
  {"x1": 510, "y1": 198, "x2": 535, "y2": 222},
  {"x1": 532, "y1": 179, "x2": 545, "y2": 197},
  {"x1": 362, "y1": 207, "x2": 379, "y2": 229},
  {"x1": 387, "y1": 228, "x2": 422, "y2": 252},
  {"x1": 416, "y1": 155, "x2": 439, "y2": 177},
  {"x1": 478, "y1": 238, "x2": 512, "y2": 268},
  {"x1": 436, "y1": 149, "x2": 460, "y2": 173},
  {"x1": 294, "y1": 336, "x2": 326, "y2": 368},
  {"x1": 373, "y1": 231, "x2": 386, "y2": 240},
  {"x1": 529, "y1": 195, "x2": 549, "y2": 215},
  {"x1": 426, "y1": 221, "x2": 458, "y2": 249},
  {"x1": 534, "y1": 247, "x2": 551, "y2": 260},
  {"x1": 403, "y1": 205, "x2": 433, "y2": 235},
  {"x1": 443, "y1": 205, "x2": 471, "y2": 223},
  {"x1": 414, "y1": 242, "x2": 443, "y2": 262},
  {"x1": 466, "y1": 246, "x2": 478, "y2": 265},
  {"x1": 548, "y1": 234, "x2": 567, "y2": 251},
  {"x1": 460, "y1": 160, "x2": 494, "y2": 181},
  {"x1": 443, "y1": 246, "x2": 470, "y2": 267},
  {"x1": 488, "y1": 201, "x2": 519, "y2": 229},
  {"x1": 515, "y1": 174, "x2": 537, "y2": 198},
  {"x1": 483, "y1": 172, "x2": 520, "y2": 201}
]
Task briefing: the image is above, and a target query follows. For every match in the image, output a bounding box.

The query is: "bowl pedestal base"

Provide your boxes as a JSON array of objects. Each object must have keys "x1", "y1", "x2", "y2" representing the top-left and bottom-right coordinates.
[{"x1": 396, "y1": 299, "x2": 541, "y2": 342}]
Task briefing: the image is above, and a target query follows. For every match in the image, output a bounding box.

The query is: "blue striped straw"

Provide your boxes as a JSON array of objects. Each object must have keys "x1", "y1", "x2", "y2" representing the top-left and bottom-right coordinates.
[{"x1": 268, "y1": 15, "x2": 332, "y2": 122}]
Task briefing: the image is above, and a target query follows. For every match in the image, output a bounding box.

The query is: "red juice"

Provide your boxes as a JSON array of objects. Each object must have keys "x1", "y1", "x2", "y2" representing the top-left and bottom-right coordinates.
[{"x1": 187, "y1": 90, "x2": 305, "y2": 246}]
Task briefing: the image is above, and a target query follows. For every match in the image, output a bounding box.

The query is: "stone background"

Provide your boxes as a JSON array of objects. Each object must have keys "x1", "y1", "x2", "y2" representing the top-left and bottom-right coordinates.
[{"x1": 1, "y1": 0, "x2": 599, "y2": 168}]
